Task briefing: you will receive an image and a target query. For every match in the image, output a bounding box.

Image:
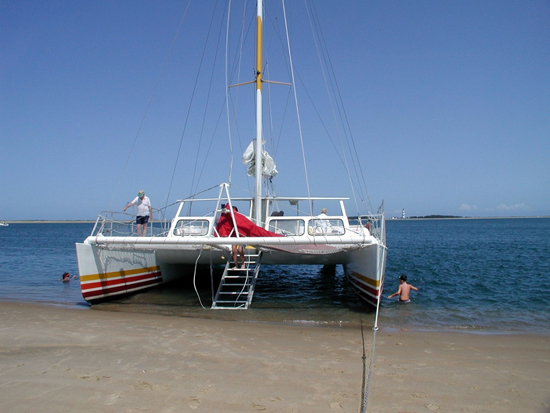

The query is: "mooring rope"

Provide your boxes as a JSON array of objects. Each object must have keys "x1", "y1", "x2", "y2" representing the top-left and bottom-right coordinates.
[
  {"x1": 360, "y1": 321, "x2": 379, "y2": 413},
  {"x1": 193, "y1": 248, "x2": 206, "y2": 309},
  {"x1": 359, "y1": 292, "x2": 382, "y2": 413}
]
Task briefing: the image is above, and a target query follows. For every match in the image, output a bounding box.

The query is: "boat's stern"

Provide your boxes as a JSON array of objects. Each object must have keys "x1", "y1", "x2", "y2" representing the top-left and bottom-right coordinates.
[{"x1": 76, "y1": 242, "x2": 162, "y2": 303}]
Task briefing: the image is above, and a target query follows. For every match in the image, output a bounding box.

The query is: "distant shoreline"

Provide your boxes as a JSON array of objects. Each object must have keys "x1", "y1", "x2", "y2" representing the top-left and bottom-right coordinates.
[
  {"x1": 388, "y1": 215, "x2": 550, "y2": 220},
  {"x1": 2, "y1": 220, "x2": 96, "y2": 224},
  {"x1": 2, "y1": 216, "x2": 549, "y2": 224}
]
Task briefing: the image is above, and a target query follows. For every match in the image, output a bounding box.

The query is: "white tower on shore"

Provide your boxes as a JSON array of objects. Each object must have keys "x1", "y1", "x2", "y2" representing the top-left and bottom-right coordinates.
[{"x1": 402, "y1": 209, "x2": 406, "y2": 219}]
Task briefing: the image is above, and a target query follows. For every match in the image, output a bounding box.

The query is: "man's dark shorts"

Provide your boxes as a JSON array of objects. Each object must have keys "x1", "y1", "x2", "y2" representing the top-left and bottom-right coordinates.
[{"x1": 136, "y1": 216, "x2": 149, "y2": 225}]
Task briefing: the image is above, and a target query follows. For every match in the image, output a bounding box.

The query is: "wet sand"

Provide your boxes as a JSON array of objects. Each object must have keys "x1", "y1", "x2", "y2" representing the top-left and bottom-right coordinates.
[{"x1": 1, "y1": 301, "x2": 549, "y2": 412}]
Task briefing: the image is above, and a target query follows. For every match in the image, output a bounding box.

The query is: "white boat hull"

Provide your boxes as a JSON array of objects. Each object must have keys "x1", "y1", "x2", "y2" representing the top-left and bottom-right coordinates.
[
  {"x1": 344, "y1": 243, "x2": 387, "y2": 307},
  {"x1": 76, "y1": 230, "x2": 385, "y2": 306}
]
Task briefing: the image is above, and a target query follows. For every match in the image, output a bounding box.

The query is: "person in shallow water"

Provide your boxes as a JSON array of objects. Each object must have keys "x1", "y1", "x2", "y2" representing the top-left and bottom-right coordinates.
[
  {"x1": 60, "y1": 272, "x2": 71, "y2": 282},
  {"x1": 387, "y1": 275, "x2": 418, "y2": 303}
]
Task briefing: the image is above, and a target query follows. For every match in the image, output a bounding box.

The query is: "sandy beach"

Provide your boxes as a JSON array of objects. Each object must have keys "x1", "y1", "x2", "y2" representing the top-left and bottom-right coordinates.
[{"x1": 0, "y1": 301, "x2": 548, "y2": 412}]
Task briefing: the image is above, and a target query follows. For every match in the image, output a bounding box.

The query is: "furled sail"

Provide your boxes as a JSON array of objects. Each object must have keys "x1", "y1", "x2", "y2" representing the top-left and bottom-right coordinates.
[{"x1": 242, "y1": 140, "x2": 278, "y2": 179}]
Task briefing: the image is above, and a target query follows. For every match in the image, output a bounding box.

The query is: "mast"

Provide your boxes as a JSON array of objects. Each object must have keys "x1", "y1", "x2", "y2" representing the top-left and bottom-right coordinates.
[{"x1": 254, "y1": 0, "x2": 263, "y2": 225}]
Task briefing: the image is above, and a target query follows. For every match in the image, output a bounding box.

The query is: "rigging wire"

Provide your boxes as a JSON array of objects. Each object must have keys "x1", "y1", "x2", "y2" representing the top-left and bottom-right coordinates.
[
  {"x1": 107, "y1": 0, "x2": 192, "y2": 212},
  {"x1": 281, "y1": 40, "x2": 370, "y2": 217},
  {"x1": 281, "y1": 0, "x2": 313, "y2": 214},
  {"x1": 303, "y1": 0, "x2": 360, "y2": 215},
  {"x1": 165, "y1": 0, "x2": 222, "y2": 212},
  {"x1": 189, "y1": 0, "x2": 227, "y2": 200},
  {"x1": 305, "y1": 0, "x2": 374, "y2": 215},
  {"x1": 263, "y1": 62, "x2": 291, "y2": 200},
  {"x1": 192, "y1": 101, "x2": 229, "y2": 204},
  {"x1": 263, "y1": 6, "x2": 294, "y2": 163}
]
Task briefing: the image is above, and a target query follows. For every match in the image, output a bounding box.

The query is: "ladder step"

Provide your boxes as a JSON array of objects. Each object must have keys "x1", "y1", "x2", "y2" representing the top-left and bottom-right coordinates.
[{"x1": 212, "y1": 251, "x2": 263, "y2": 310}]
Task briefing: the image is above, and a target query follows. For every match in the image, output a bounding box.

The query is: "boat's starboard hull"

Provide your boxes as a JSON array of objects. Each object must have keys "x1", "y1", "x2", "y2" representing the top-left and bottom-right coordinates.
[{"x1": 344, "y1": 243, "x2": 387, "y2": 307}]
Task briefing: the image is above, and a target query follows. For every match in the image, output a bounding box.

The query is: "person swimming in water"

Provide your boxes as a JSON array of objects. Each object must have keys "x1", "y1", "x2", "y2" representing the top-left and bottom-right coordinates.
[
  {"x1": 59, "y1": 272, "x2": 76, "y2": 282},
  {"x1": 387, "y1": 275, "x2": 418, "y2": 303}
]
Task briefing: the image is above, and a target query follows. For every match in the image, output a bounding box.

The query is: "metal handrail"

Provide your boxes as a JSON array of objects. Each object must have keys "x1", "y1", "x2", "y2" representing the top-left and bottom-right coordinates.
[{"x1": 90, "y1": 208, "x2": 169, "y2": 237}]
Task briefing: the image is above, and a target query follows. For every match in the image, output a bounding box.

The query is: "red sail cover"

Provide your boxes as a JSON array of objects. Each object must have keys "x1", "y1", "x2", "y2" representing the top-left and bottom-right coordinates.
[{"x1": 215, "y1": 209, "x2": 283, "y2": 238}]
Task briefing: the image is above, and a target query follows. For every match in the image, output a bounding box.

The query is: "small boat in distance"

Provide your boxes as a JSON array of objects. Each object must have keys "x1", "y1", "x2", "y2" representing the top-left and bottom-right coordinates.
[
  {"x1": 0, "y1": 221, "x2": 9, "y2": 227},
  {"x1": 76, "y1": 2, "x2": 387, "y2": 310}
]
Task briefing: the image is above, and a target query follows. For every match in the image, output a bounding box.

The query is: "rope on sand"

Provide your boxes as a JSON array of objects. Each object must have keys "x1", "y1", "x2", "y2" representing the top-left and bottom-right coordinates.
[{"x1": 359, "y1": 294, "x2": 382, "y2": 413}]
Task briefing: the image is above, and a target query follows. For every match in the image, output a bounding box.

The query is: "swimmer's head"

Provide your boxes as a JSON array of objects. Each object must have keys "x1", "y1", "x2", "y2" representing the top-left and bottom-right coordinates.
[{"x1": 399, "y1": 275, "x2": 407, "y2": 282}]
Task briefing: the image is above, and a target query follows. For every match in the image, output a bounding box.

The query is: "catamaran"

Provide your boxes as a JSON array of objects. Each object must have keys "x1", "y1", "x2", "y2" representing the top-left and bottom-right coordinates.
[{"x1": 76, "y1": 1, "x2": 387, "y2": 309}]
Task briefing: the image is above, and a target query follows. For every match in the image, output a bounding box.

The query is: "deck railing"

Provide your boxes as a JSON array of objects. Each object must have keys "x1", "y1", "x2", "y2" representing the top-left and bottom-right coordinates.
[
  {"x1": 89, "y1": 209, "x2": 169, "y2": 238},
  {"x1": 348, "y1": 212, "x2": 385, "y2": 243}
]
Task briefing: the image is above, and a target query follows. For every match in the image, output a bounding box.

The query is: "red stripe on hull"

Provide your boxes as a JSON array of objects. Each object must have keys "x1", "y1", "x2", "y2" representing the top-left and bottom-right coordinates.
[
  {"x1": 81, "y1": 272, "x2": 163, "y2": 301},
  {"x1": 81, "y1": 271, "x2": 162, "y2": 291},
  {"x1": 349, "y1": 284, "x2": 378, "y2": 306},
  {"x1": 347, "y1": 276, "x2": 383, "y2": 307},
  {"x1": 348, "y1": 276, "x2": 380, "y2": 297},
  {"x1": 82, "y1": 278, "x2": 160, "y2": 300}
]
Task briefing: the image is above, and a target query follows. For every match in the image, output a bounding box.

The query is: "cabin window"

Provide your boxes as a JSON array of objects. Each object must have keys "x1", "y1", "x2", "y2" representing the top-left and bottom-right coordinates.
[
  {"x1": 268, "y1": 219, "x2": 305, "y2": 236},
  {"x1": 308, "y1": 219, "x2": 345, "y2": 236},
  {"x1": 173, "y1": 219, "x2": 209, "y2": 236}
]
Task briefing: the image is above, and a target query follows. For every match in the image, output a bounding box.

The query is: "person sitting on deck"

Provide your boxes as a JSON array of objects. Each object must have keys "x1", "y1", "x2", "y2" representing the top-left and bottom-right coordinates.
[{"x1": 315, "y1": 208, "x2": 331, "y2": 233}]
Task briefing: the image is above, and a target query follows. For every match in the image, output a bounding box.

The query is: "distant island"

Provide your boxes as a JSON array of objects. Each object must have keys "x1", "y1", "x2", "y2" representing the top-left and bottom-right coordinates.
[{"x1": 409, "y1": 215, "x2": 463, "y2": 219}]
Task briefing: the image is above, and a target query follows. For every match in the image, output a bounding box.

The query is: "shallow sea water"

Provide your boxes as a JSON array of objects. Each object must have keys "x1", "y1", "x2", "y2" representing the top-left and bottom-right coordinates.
[{"x1": 1, "y1": 219, "x2": 549, "y2": 333}]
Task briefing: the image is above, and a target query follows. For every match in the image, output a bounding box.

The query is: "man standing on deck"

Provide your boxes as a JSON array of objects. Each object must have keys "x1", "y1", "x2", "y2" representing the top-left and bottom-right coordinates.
[{"x1": 123, "y1": 190, "x2": 153, "y2": 236}]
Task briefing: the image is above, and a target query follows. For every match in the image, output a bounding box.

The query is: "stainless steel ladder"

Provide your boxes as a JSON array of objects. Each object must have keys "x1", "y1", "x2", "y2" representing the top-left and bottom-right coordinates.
[{"x1": 211, "y1": 250, "x2": 262, "y2": 309}]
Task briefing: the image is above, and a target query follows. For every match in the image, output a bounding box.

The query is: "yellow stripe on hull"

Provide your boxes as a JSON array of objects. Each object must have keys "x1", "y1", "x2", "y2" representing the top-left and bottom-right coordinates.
[
  {"x1": 348, "y1": 270, "x2": 381, "y2": 288},
  {"x1": 80, "y1": 266, "x2": 161, "y2": 283}
]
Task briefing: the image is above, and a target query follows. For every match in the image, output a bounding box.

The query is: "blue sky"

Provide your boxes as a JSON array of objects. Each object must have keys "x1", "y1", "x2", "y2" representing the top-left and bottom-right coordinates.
[{"x1": 1, "y1": 0, "x2": 549, "y2": 220}]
